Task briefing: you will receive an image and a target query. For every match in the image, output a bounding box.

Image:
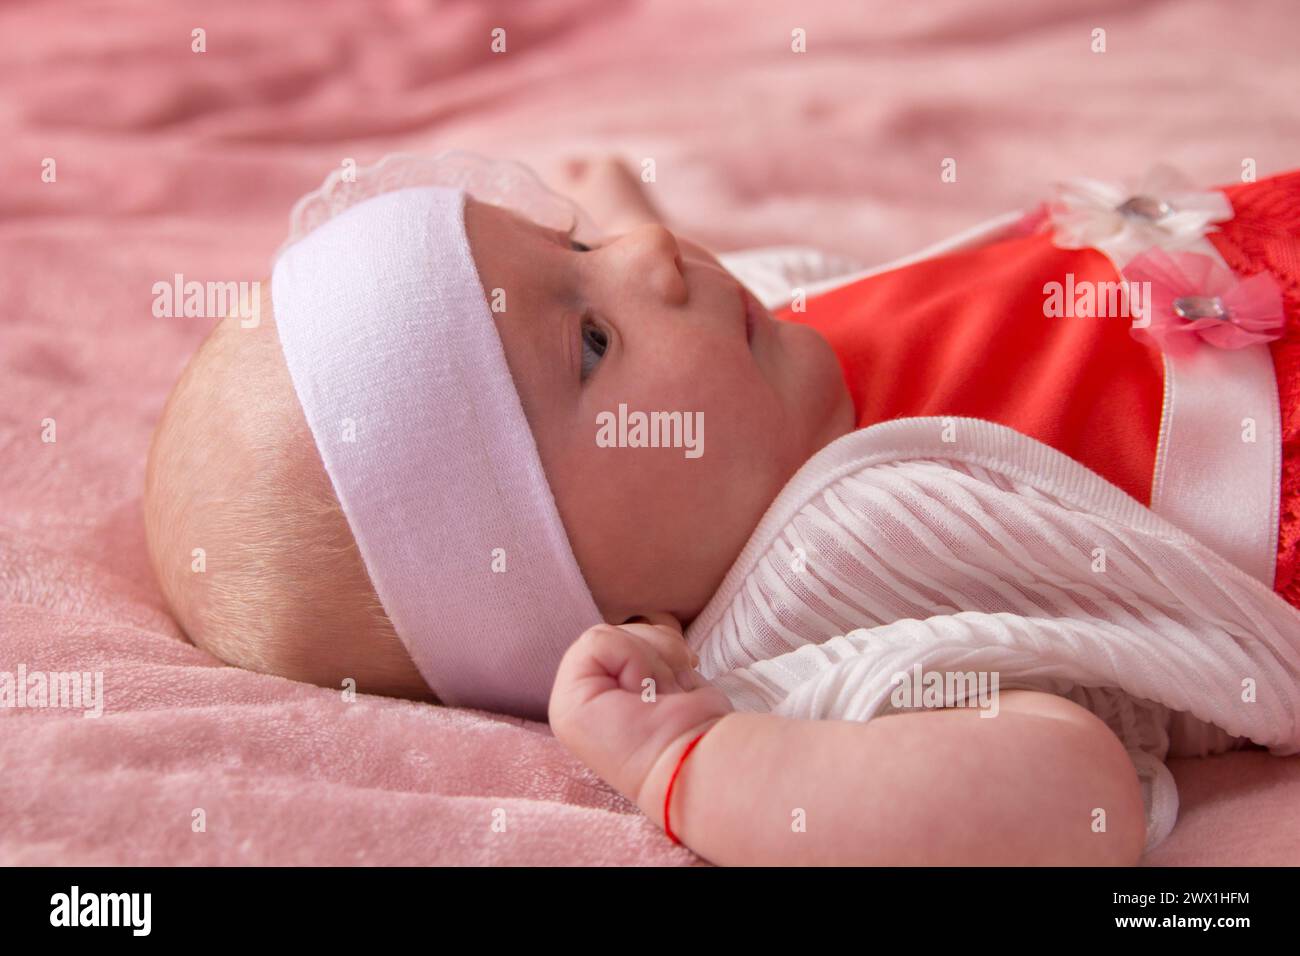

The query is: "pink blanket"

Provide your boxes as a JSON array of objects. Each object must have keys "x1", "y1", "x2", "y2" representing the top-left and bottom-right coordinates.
[{"x1": 2, "y1": 0, "x2": 1298, "y2": 865}]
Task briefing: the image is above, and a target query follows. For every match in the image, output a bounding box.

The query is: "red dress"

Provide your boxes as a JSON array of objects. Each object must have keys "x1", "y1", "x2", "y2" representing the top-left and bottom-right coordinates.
[{"x1": 780, "y1": 170, "x2": 1300, "y2": 609}]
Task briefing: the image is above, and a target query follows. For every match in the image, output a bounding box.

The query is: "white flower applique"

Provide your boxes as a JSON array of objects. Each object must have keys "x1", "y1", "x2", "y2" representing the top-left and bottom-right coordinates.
[{"x1": 1045, "y1": 164, "x2": 1234, "y2": 268}]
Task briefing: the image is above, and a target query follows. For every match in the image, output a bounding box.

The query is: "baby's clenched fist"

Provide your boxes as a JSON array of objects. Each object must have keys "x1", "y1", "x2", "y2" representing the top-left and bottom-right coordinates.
[{"x1": 548, "y1": 615, "x2": 734, "y2": 806}]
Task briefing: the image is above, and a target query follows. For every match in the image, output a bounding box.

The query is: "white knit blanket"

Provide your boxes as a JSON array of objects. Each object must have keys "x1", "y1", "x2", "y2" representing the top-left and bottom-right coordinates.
[{"x1": 685, "y1": 418, "x2": 1300, "y2": 851}]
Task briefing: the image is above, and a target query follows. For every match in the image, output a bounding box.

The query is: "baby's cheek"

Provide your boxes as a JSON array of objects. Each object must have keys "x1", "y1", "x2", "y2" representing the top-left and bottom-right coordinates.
[{"x1": 701, "y1": 385, "x2": 784, "y2": 454}]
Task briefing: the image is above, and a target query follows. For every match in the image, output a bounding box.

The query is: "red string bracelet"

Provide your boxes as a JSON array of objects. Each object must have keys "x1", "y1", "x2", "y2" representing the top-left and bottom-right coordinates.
[{"x1": 663, "y1": 725, "x2": 714, "y2": 846}]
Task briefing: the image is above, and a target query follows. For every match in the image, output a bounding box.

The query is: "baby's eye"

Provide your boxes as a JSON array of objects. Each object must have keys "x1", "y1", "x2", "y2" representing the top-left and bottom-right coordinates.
[
  {"x1": 569, "y1": 238, "x2": 595, "y2": 253},
  {"x1": 580, "y1": 316, "x2": 608, "y2": 379}
]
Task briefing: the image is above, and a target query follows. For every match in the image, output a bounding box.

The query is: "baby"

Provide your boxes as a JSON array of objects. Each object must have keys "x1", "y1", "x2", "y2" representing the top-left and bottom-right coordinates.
[{"x1": 146, "y1": 153, "x2": 1300, "y2": 866}]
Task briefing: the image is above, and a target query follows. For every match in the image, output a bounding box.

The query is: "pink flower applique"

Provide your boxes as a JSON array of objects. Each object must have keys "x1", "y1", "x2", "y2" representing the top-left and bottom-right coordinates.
[{"x1": 1123, "y1": 248, "x2": 1284, "y2": 356}]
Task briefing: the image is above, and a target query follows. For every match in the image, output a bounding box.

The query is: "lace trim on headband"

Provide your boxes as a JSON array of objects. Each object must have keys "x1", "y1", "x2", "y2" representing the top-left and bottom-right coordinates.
[{"x1": 275, "y1": 149, "x2": 601, "y2": 261}]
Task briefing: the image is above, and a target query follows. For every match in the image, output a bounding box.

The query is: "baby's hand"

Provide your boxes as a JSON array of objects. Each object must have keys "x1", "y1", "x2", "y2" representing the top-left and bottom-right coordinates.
[
  {"x1": 548, "y1": 155, "x2": 666, "y2": 234},
  {"x1": 548, "y1": 614, "x2": 733, "y2": 805}
]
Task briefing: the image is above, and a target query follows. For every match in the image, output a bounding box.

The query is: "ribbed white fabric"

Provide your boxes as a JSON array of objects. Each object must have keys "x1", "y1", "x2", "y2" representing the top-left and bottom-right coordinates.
[{"x1": 685, "y1": 418, "x2": 1300, "y2": 852}]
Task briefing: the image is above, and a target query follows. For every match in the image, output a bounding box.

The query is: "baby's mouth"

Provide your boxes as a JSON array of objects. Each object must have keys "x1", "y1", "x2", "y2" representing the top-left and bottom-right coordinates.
[
  {"x1": 691, "y1": 258, "x2": 765, "y2": 348},
  {"x1": 738, "y1": 282, "x2": 767, "y2": 347}
]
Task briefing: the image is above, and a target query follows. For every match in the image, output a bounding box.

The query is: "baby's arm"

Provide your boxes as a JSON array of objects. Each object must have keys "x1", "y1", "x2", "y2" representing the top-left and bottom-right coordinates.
[
  {"x1": 550, "y1": 620, "x2": 1146, "y2": 866},
  {"x1": 637, "y1": 693, "x2": 1146, "y2": 866}
]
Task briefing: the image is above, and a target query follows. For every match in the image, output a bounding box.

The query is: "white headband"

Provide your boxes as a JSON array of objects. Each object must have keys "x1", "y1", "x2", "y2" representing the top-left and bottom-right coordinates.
[{"x1": 271, "y1": 185, "x2": 601, "y2": 718}]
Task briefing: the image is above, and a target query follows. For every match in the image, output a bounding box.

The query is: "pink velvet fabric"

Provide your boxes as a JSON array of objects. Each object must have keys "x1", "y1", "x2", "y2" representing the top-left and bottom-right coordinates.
[{"x1": 2, "y1": 0, "x2": 1298, "y2": 865}]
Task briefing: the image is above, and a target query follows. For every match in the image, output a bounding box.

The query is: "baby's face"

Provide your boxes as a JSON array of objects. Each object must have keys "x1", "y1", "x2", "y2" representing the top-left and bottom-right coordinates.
[{"x1": 465, "y1": 198, "x2": 853, "y2": 624}]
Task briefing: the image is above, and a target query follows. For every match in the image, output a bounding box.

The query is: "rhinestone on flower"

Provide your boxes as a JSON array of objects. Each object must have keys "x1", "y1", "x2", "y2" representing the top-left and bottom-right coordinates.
[
  {"x1": 1171, "y1": 295, "x2": 1229, "y2": 321},
  {"x1": 1115, "y1": 195, "x2": 1173, "y2": 221}
]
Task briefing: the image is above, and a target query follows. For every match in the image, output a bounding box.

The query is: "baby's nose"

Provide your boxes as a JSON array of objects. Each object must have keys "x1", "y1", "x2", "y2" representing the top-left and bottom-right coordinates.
[{"x1": 611, "y1": 225, "x2": 687, "y2": 305}]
